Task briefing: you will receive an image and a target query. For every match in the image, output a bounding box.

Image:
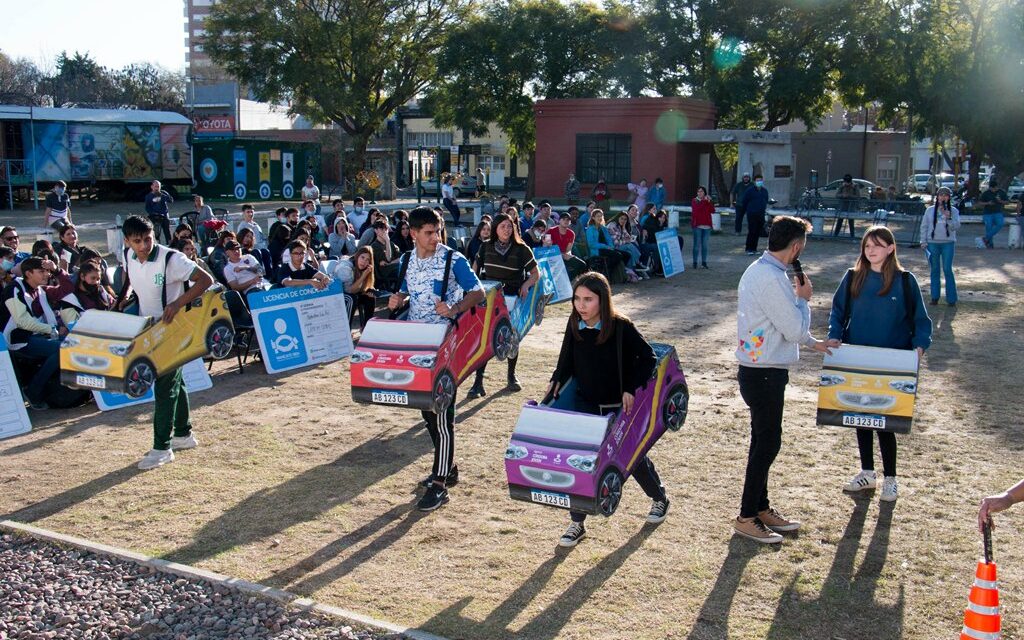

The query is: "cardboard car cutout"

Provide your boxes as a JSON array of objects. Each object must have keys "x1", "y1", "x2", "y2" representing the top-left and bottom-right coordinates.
[
  {"x1": 497, "y1": 278, "x2": 554, "y2": 359},
  {"x1": 350, "y1": 282, "x2": 515, "y2": 412},
  {"x1": 60, "y1": 286, "x2": 235, "y2": 398},
  {"x1": 817, "y1": 344, "x2": 919, "y2": 433},
  {"x1": 504, "y1": 343, "x2": 688, "y2": 516}
]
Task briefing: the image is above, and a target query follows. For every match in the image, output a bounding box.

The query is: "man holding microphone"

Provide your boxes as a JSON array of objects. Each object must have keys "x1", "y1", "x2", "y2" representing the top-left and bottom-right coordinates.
[{"x1": 733, "y1": 216, "x2": 839, "y2": 544}]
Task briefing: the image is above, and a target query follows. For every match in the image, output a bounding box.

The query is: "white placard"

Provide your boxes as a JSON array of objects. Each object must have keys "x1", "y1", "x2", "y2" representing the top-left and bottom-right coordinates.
[
  {"x1": 0, "y1": 335, "x2": 32, "y2": 440},
  {"x1": 93, "y1": 358, "x2": 213, "y2": 411},
  {"x1": 533, "y1": 246, "x2": 572, "y2": 303},
  {"x1": 656, "y1": 229, "x2": 685, "y2": 278},
  {"x1": 248, "y1": 279, "x2": 353, "y2": 374}
]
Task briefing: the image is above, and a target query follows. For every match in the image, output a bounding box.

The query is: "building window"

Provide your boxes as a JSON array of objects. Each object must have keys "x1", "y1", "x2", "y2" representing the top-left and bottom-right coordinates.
[
  {"x1": 478, "y1": 155, "x2": 505, "y2": 171},
  {"x1": 576, "y1": 134, "x2": 631, "y2": 184},
  {"x1": 406, "y1": 131, "x2": 453, "y2": 149}
]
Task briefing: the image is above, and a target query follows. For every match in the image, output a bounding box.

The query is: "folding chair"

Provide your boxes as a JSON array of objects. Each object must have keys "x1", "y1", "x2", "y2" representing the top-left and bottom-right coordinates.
[{"x1": 223, "y1": 289, "x2": 257, "y2": 373}]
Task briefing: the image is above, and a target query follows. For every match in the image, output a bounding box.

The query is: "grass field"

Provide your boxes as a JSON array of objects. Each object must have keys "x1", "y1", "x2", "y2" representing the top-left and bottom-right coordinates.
[{"x1": 2, "y1": 232, "x2": 1022, "y2": 639}]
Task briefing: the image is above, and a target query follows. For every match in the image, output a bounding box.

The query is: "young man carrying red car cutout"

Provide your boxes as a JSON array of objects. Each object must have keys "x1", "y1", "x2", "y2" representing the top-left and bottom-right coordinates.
[{"x1": 388, "y1": 207, "x2": 485, "y2": 511}]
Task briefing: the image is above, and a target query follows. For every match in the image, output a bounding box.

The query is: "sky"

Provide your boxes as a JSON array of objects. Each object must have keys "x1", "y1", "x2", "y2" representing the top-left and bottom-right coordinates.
[{"x1": 2, "y1": 0, "x2": 186, "y2": 72}]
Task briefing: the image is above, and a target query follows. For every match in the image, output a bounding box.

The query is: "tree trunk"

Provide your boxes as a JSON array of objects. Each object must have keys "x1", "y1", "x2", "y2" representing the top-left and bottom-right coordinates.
[{"x1": 345, "y1": 130, "x2": 371, "y2": 198}]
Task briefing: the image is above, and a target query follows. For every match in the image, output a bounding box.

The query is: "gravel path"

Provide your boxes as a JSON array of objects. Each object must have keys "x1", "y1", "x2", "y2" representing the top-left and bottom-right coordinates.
[{"x1": 0, "y1": 533, "x2": 407, "y2": 640}]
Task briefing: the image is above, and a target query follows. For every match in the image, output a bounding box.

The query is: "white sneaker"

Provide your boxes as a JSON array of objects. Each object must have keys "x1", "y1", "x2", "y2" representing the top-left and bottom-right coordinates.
[
  {"x1": 880, "y1": 476, "x2": 898, "y2": 502},
  {"x1": 138, "y1": 449, "x2": 174, "y2": 470},
  {"x1": 843, "y1": 470, "x2": 877, "y2": 493},
  {"x1": 170, "y1": 433, "x2": 199, "y2": 450}
]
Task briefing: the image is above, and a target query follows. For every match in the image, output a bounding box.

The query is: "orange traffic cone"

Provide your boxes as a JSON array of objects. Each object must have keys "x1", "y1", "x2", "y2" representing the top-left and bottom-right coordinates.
[
  {"x1": 961, "y1": 561, "x2": 1001, "y2": 639},
  {"x1": 962, "y1": 519, "x2": 1001, "y2": 640}
]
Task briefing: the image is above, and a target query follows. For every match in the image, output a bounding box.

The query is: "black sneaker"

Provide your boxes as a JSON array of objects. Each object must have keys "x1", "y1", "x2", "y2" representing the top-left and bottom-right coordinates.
[
  {"x1": 646, "y1": 498, "x2": 670, "y2": 524},
  {"x1": 466, "y1": 382, "x2": 486, "y2": 399},
  {"x1": 417, "y1": 484, "x2": 449, "y2": 512},
  {"x1": 507, "y1": 375, "x2": 522, "y2": 392},
  {"x1": 558, "y1": 522, "x2": 586, "y2": 547},
  {"x1": 420, "y1": 464, "x2": 459, "y2": 488},
  {"x1": 701, "y1": 263, "x2": 709, "y2": 270}
]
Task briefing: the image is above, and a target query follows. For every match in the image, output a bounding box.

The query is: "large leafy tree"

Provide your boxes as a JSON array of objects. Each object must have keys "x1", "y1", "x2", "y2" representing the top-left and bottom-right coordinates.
[
  {"x1": 203, "y1": 0, "x2": 473, "y2": 177},
  {"x1": 39, "y1": 51, "x2": 119, "y2": 107},
  {"x1": 0, "y1": 51, "x2": 44, "y2": 105},
  {"x1": 423, "y1": 0, "x2": 615, "y2": 196}
]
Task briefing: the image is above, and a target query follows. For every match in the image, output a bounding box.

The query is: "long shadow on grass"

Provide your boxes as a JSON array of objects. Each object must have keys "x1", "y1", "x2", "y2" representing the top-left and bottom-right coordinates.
[
  {"x1": 262, "y1": 499, "x2": 421, "y2": 592},
  {"x1": 924, "y1": 305, "x2": 959, "y2": 372},
  {"x1": 423, "y1": 526, "x2": 653, "y2": 640},
  {"x1": 5, "y1": 464, "x2": 144, "y2": 521},
  {"x1": 685, "y1": 536, "x2": 764, "y2": 639},
  {"x1": 167, "y1": 421, "x2": 432, "y2": 565},
  {"x1": 765, "y1": 497, "x2": 902, "y2": 639}
]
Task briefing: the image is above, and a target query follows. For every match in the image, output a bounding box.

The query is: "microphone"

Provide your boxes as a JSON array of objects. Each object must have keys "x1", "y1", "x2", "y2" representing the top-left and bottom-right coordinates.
[{"x1": 792, "y1": 258, "x2": 806, "y2": 286}]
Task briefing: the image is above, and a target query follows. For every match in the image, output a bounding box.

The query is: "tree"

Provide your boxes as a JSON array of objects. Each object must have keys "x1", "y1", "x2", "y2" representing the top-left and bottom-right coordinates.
[
  {"x1": 0, "y1": 51, "x2": 44, "y2": 105},
  {"x1": 202, "y1": 0, "x2": 472, "y2": 177},
  {"x1": 113, "y1": 64, "x2": 186, "y2": 114},
  {"x1": 39, "y1": 51, "x2": 118, "y2": 107},
  {"x1": 423, "y1": 0, "x2": 616, "y2": 196}
]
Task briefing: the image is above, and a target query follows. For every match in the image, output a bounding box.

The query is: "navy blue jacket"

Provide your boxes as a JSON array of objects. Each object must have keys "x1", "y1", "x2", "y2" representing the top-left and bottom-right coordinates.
[
  {"x1": 828, "y1": 270, "x2": 932, "y2": 351},
  {"x1": 741, "y1": 186, "x2": 770, "y2": 215}
]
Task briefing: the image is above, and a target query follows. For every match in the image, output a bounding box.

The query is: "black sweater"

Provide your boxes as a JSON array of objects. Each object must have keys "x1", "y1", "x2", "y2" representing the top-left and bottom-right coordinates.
[{"x1": 551, "y1": 316, "x2": 656, "y2": 406}]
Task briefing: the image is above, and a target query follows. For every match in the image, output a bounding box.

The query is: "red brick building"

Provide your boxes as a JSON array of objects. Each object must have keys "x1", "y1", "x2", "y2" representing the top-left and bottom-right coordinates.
[{"x1": 533, "y1": 97, "x2": 717, "y2": 203}]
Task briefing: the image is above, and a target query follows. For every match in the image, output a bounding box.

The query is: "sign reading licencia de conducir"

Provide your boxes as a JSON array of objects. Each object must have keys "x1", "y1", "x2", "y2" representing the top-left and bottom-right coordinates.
[
  {"x1": 248, "y1": 279, "x2": 353, "y2": 375},
  {"x1": 533, "y1": 246, "x2": 573, "y2": 304},
  {"x1": 656, "y1": 229, "x2": 685, "y2": 278},
  {"x1": 0, "y1": 334, "x2": 32, "y2": 440}
]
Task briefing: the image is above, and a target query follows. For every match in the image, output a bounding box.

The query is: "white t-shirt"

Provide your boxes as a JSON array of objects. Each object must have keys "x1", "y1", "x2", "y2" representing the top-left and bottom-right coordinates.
[
  {"x1": 301, "y1": 184, "x2": 320, "y2": 201},
  {"x1": 348, "y1": 208, "x2": 369, "y2": 231},
  {"x1": 223, "y1": 255, "x2": 266, "y2": 292},
  {"x1": 441, "y1": 183, "x2": 455, "y2": 200},
  {"x1": 125, "y1": 246, "x2": 198, "y2": 318}
]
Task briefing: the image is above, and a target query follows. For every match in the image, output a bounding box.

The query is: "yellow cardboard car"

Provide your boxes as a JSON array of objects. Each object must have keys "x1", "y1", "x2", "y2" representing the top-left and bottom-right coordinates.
[
  {"x1": 817, "y1": 344, "x2": 918, "y2": 434},
  {"x1": 60, "y1": 287, "x2": 234, "y2": 397}
]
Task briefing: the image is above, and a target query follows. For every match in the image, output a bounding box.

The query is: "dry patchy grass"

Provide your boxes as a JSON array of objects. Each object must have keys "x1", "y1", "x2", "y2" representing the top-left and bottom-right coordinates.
[{"x1": 2, "y1": 234, "x2": 1023, "y2": 640}]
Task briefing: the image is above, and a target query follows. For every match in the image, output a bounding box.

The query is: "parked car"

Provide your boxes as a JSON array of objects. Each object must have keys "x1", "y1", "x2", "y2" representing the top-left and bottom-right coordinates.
[
  {"x1": 417, "y1": 174, "x2": 478, "y2": 198},
  {"x1": 905, "y1": 173, "x2": 931, "y2": 193},
  {"x1": 1007, "y1": 177, "x2": 1024, "y2": 199},
  {"x1": 60, "y1": 286, "x2": 235, "y2": 397},
  {"x1": 350, "y1": 281, "x2": 516, "y2": 412},
  {"x1": 504, "y1": 342, "x2": 689, "y2": 516},
  {"x1": 817, "y1": 178, "x2": 878, "y2": 199}
]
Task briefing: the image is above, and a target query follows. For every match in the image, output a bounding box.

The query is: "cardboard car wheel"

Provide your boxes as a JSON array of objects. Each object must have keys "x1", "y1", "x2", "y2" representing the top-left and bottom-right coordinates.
[
  {"x1": 492, "y1": 318, "x2": 516, "y2": 361},
  {"x1": 533, "y1": 292, "x2": 546, "y2": 327},
  {"x1": 433, "y1": 370, "x2": 456, "y2": 413},
  {"x1": 597, "y1": 469, "x2": 623, "y2": 517},
  {"x1": 662, "y1": 383, "x2": 689, "y2": 432},
  {"x1": 126, "y1": 358, "x2": 156, "y2": 398},
  {"x1": 205, "y1": 320, "x2": 235, "y2": 360}
]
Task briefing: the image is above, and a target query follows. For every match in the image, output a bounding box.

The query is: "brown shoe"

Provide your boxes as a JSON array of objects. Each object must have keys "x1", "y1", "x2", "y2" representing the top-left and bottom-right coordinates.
[
  {"x1": 733, "y1": 516, "x2": 783, "y2": 544},
  {"x1": 758, "y1": 507, "x2": 801, "y2": 533}
]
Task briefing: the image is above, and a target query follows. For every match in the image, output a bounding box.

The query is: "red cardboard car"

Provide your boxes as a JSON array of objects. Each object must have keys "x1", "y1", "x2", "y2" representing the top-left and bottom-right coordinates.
[{"x1": 350, "y1": 282, "x2": 515, "y2": 412}]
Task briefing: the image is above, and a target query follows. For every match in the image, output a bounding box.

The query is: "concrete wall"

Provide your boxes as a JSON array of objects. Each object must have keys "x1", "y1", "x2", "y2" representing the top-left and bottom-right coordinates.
[{"x1": 791, "y1": 131, "x2": 911, "y2": 191}]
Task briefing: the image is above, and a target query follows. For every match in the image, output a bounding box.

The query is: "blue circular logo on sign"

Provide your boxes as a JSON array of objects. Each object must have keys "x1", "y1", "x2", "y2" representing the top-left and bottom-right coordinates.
[
  {"x1": 200, "y1": 158, "x2": 218, "y2": 183},
  {"x1": 234, "y1": 182, "x2": 246, "y2": 200},
  {"x1": 258, "y1": 182, "x2": 271, "y2": 199},
  {"x1": 282, "y1": 182, "x2": 294, "y2": 199}
]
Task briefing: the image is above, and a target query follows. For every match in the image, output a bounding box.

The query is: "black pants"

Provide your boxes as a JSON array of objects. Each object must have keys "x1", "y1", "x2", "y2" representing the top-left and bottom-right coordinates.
[
  {"x1": 421, "y1": 401, "x2": 456, "y2": 481},
  {"x1": 597, "y1": 248, "x2": 625, "y2": 271},
  {"x1": 737, "y1": 366, "x2": 788, "y2": 518},
  {"x1": 745, "y1": 211, "x2": 765, "y2": 253},
  {"x1": 442, "y1": 198, "x2": 461, "y2": 226},
  {"x1": 569, "y1": 399, "x2": 666, "y2": 523},
  {"x1": 832, "y1": 200, "x2": 856, "y2": 237},
  {"x1": 474, "y1": 355, "x2": 517, "y2": 382},
  {"x1": 150, "y1": 215, "x2": 172, "y2": 245},
  {"x1": 351, "y1": 293, "x2": 376, "y2": 330},
  {"x1": 856, "y1": 428, "x2": 897, "y2": 477},
  {"x1": 734, "y1": 206, "x2": 746, "y2": 233}
]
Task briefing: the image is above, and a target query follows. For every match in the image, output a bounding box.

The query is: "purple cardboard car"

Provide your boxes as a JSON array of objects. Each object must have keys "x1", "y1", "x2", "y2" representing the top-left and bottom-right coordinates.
[{"x1": 504, "y1": 343, "x2": 689, "y2": 516}]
